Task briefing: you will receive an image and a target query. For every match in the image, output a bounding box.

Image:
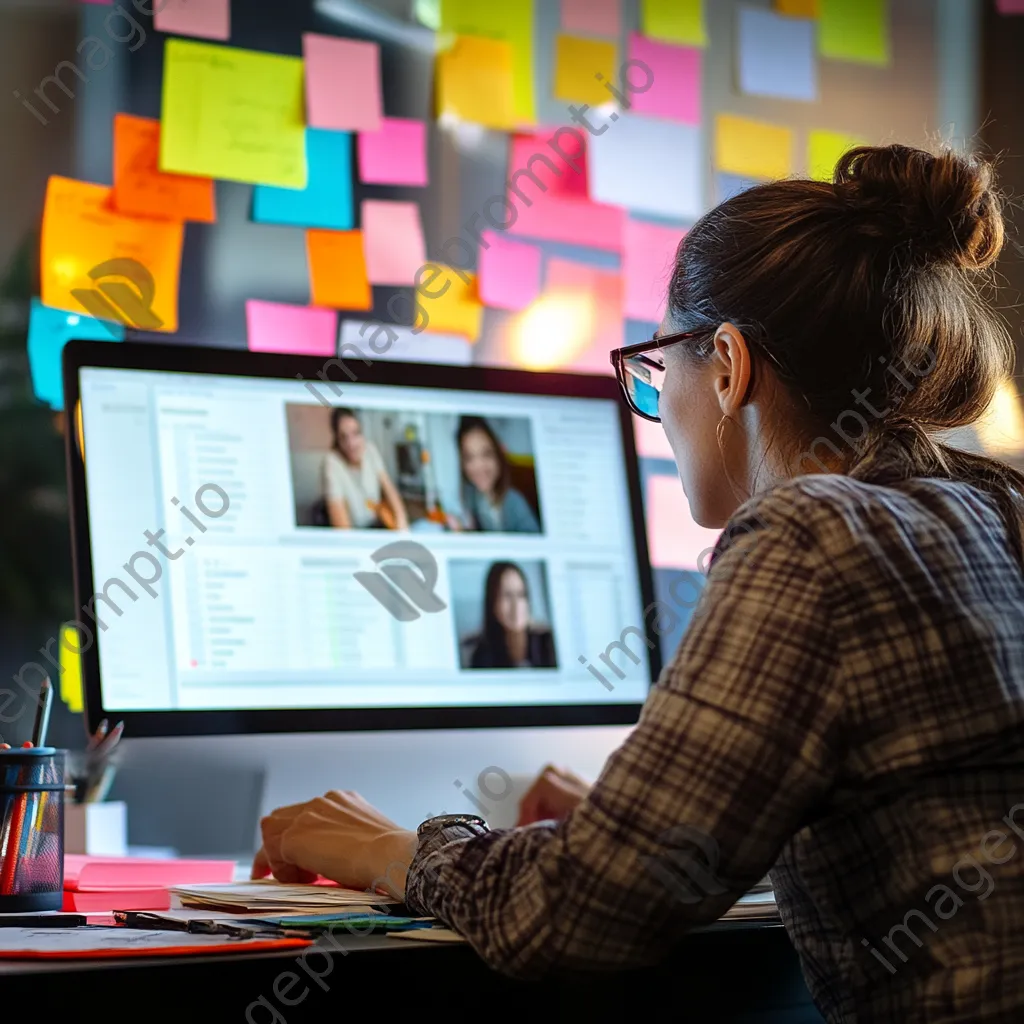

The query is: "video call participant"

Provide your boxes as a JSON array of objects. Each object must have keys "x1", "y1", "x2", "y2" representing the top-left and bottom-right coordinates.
[
  {"x1": 447, "y1": 416, "x2": 541, "y2": 534},
  {"x1": 466, "y1": 561, "x2": 557, "y2": 670},
  {"x1": 321, "y1": 408, "x2": 409, "y2": 530}
]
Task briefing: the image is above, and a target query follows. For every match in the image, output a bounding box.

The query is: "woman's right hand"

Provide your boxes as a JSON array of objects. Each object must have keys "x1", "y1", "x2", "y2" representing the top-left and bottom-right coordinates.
[{"x1": 516, "y1": 764, "x2": 591, "y2": 826}]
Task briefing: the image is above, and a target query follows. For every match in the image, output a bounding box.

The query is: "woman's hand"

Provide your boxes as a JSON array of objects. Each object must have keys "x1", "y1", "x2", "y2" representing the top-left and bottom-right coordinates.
[
  {"x1": 516, "y1": 764, "x2": 591, "y2": 826},
  {"x1": 252, "y1": 790, "x2": 418, "y2": 897}
]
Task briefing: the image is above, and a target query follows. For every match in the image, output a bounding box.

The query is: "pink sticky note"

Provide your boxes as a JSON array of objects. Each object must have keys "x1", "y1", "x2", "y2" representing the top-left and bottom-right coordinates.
[
  {"x1": 361, "y1": 200, "x2": 426, "y2": 286},
  {"x1": 545, "y1": 258, "x2": 623, "y2": 374},
  {"x1": 997, "y1": 0, "x2": 1024, "y2": 11},
  {"x1": 246, "y1": 300, "x2": 338, "y2": 357},
  {"x1": 478, "y1": 232, "x2": 542, "y2": 311},
  {"x1": 561, "y1": 0, "x2": 620, "y2": 36},
  {"x1": 645, "y1": 474, "x2": 721, "y2": 570},
  {"x1": 357, "y1": 118, "x2": 428, "y2": 187},
  {"x1": 627, "y1": 33, "x2": 701, "y2": 124},
  {"x1": 634, "y1": 418, "x2": 674, "y2": 460},
  {"x1": 155, "y1": 0, "x2": 230, "y2": 40},
  {"x1": 623, "y1": 219, "x2": 685, "y2": 323},
  {"x1": 510, "y1": 194, "x2": 623, "y2": 251},
  {"x1": 303, "y1": 34, "x2": 382, "y2": 132},
  {"x1": 509, "y1": 131, "x2": 588, "y2": 198}
]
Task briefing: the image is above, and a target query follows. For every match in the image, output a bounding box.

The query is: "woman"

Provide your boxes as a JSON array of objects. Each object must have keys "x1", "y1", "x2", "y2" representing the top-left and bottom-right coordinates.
[
  {"x1": 465, "y1": 562, "x2": 557, "y2": 669},
  {"x1": 447, "y1": 416, "x2": 540, "y2": 533},
  {"x1": 321, "y1": 407, "x2": 409, "y2": 530},
  {"x1": 255, "y1": 146, "x2": 1024, "y2": 1021}
]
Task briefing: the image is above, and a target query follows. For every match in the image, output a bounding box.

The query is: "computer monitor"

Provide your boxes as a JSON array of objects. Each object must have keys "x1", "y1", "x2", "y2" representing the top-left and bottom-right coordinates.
[{"x1": 63, "y1": 341, "x2": 659, "y2": 737}]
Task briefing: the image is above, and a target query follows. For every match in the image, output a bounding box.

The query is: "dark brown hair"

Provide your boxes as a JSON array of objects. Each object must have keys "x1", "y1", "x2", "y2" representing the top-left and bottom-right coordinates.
[
  {"x1": 457, "y1": 416, "x2": 511, "y2": 501},
  {"x1": 666, "y1": 143, "x2": 1024, "y2": 558}
]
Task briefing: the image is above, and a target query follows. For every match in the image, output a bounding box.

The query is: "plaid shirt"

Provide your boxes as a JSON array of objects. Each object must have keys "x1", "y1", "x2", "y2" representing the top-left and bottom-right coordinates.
[{"x1": 406, "y1": 476, "x2": 1024, "y2": 1023}]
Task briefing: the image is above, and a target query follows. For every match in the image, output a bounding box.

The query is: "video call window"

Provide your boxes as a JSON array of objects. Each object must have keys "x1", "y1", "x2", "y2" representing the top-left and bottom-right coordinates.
[
  {"x1": 285, "y1": 404, "x2": 544, "y2": 535},
  {"x1": 449, "y1": 559, "x2": 558, "y2": 671}
]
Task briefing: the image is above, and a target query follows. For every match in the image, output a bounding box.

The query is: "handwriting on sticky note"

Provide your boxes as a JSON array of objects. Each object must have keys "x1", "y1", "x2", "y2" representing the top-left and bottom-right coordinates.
[
  {"x1": 306, "y1": 230, "x2": 372, "y2": 312},
  {"x1": 160, "y1": 39, "x2": 306, "y2": 189},
  {"x1": 714, "y1": 114, "x2": 793, "y2": 180},
  {"x1": 112, "y1": 114, "x2": 216, "y2": 223},
  {"x1": 246, "y1": 300, "x2": 338, "y2": 357},
  {"x1": 41, "y1": 176, "x2": 183, "y2": 332}
]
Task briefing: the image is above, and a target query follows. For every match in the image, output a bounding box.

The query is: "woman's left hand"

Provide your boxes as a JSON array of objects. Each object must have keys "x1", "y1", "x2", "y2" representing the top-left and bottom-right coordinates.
[{"x1": 251, "y1": 790, "x2": 418, "y2": 897}]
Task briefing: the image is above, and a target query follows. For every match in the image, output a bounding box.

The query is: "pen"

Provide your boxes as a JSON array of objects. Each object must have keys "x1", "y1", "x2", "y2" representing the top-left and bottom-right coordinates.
[{"x1": 31, "y1": 676, "x2": 53, "y2": 749}]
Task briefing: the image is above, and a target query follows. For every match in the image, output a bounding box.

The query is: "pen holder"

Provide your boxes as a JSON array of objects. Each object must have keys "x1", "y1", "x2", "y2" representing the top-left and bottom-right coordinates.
[{"x1": 0, "y1": 748, "x2": 65, "y2": 912}]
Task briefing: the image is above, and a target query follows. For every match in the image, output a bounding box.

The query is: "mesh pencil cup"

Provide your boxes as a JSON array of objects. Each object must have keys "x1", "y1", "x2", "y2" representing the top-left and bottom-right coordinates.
[{"x1": 0, "y1": 748, "x2": 65, "y2": 912}]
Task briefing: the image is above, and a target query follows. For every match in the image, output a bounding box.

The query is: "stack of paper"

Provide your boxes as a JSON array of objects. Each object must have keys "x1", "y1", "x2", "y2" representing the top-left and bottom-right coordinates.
[
  {"x1": 169, "y1": 880, "x2": 399, "y2": 914},
  {"x1": 721, "y1": 889, "x2": 780, "y2": 922}
]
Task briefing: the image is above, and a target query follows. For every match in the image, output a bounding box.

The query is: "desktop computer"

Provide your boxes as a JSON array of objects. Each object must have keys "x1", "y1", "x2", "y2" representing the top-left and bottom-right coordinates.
[{"x1": 62, "y1": 341, "x2": 658, "y2": 737}]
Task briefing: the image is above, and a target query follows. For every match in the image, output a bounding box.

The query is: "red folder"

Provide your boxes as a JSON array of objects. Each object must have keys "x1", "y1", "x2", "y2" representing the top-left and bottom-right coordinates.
[
  {"x1": 63, "y1": 887, "x2": 171, "y2": 913},
  {"x1": 64, "y1": 855, "x2": 236, "y2": 891}
]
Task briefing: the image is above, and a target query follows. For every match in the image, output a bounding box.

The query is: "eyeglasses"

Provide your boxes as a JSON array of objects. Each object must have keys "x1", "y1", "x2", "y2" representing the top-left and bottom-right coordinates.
[{"x1": 609, "y1": 331, "x2": 706, "y2": 423}]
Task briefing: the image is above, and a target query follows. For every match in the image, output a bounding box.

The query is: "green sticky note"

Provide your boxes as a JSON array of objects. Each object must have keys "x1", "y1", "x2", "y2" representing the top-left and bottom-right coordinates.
[
  {"x1": 819, "y1": 0, "x2": 889, "y2": 66},
  {"x1": 440, "y1": 0, "x2": 535, "y2": 124},
  {"x1": 640, "y1": 0, "x2": 707, "y2": 46},
  {"x1": 808, "y1": 130, "x2": 865, "y2": 181},
  {"x1": 160, "y1": 38, "x2": 307, "y2": 189}
]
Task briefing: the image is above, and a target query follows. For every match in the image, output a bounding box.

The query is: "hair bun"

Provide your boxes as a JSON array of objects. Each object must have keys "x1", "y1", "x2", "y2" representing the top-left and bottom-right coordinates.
[{"x1": 834, "y1": 144, "x2": 1004, "y2": 271}]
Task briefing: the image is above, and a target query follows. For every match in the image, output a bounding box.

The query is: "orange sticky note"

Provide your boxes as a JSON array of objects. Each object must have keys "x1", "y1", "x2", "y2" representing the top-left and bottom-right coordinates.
[
  {"x1": 419, "y1": 267, "x2": 483, "y2": 341},
  {"x1": 112, "y1": 114, "x2": 216, "y2": 223},
  {"x1": 41, "y1": 176, "x2": 183, "y2": 332},
  {"x1": 553, "y1": 35, "x2": 617, "y2": 107},
  {"x1": 306, "y1": 229, "x2": 372, "y2": 311},
  {"x1": 437, "y1": 36, "x2": 516, "y2": 130}
]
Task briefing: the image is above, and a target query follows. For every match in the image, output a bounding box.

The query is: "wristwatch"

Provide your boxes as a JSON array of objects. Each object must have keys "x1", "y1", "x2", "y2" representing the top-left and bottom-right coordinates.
[{"x1": 417, "y1": 813, "x2": 490, "y2": 846}]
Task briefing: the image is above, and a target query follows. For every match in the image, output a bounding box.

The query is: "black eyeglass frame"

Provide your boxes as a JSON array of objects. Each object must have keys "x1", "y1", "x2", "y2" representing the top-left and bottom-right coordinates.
[{"x1": 609, "y1": 330, "x2": 707, "y2": 423}]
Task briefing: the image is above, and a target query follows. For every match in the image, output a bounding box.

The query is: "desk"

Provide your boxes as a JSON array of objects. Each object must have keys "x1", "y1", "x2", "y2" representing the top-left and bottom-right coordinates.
[{"x1": 2, "y1": 920, "x2": 824, "y2": 1023}]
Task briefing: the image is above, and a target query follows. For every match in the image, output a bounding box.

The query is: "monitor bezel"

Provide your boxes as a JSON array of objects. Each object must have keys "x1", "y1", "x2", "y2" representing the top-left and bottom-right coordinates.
[{"x1": 63, "y1": 339, "x2": 662, "y2": 738}]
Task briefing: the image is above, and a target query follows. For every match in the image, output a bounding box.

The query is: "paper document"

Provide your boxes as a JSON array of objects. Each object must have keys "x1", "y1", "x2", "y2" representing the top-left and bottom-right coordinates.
[{"x1": 170, "y1": 880, "x2": 400, "y2": 914}]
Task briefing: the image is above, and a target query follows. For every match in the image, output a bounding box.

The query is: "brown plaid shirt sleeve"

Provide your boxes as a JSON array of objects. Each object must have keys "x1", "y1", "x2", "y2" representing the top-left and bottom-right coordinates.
[{"x1": 404, "y1": 477, "x2": 1024, "y2": 1022}]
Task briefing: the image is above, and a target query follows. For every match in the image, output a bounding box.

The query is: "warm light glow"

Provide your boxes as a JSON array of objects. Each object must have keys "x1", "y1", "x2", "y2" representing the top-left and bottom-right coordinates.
[
  {"x1": 510, "y1": 293, "x2": 594, "y2": 370},
  {"x1": 53, "y1": 257, "x2": 81, "y2": 285},
  {"x1": 975, "y1": 379, "x2": 1024, "y2": 457}
]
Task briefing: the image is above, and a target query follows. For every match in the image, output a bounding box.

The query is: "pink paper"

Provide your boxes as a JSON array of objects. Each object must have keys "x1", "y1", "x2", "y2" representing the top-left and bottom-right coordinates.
[
  {"x1": 246, "y1": 300, "x2": 338, "y2": 357},
  {"x1": 627, "y1": 33, "x2": 701, "y2": 124},
  {"x1": 545, "y1": 258, "x2": 623, "y2": 375},
  {"x1": 155, "y1": 0, "x2": 230, "y2": 40},
  {"x1": 509, "y1": 131, "x2": 588, "y2": 198},
  {"x1": 303, "y1": 34, "x2": 382, "y2": 132},
  {"x1": 623, "y1": 218, "x2": 685, "y2": 322},
  {"x1": 357, "y1": 118, "x2": 428, "y2": 187},
  {"x1": 509, "y1": 193, "x2": 624, "y2": 251},
  {"x1": 645, "y1": 474, "x2": 721, "y2": 570},
  {"x1": 634, "y1": 418, "x2": 674, "y2": 459},
  {"x1": 478, "y1": 232, "x2": 542, "y2": 311},
  {"x1": 997, "y1": 0, "x2": 1024, "y2": 11},
  {"x1": 561, "y1": 0, "x2": 620, "y2": 36},
  {"x1": 361, "y1": 200, "x2": 426, "y2": 286}
]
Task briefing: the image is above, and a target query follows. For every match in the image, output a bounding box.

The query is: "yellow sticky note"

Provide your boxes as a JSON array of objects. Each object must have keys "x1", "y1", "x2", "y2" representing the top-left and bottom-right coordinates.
[
  {"x1": 808, "y1": 129, "x2": 864, "y2": 181},
  {"x1": 553, "y1": 35, "x2": 617, "y2": 107},
  {"x1": 819, "y1": 0, "x2": 889, "y2": 66},
  {"x1": 775, "y1": 0, "x2": 819, "y2": 16},
  {"x1": 41, "y1": 176, "x2": 184, "y2": 332},
  {"x1": 160, "y1": 38, "x2": 307, "y2": 188},
  {"x1": 59, "y1": 625, "x2": 84, "y2": 713},
  {"x1": 437, "y1": 36, "x2": 516, "y2": 130},
  {"x1": 640, "y1": 0, "x2": 706, "y2": 46},
  {"x1": 715, "y1": 115, "x2": 793, "y2": 180},
  {"x1": 419, "y1": 267, "x2": 483, "y2": 341},
  {"x1": 440, "y1": 0, "x2": 535, "y2": 124}
]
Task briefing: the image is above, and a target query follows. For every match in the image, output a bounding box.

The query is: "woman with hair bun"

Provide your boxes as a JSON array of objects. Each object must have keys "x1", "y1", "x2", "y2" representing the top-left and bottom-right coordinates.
[{"x1": 257, "y1": 145, "x2": 1024, "y2": 1022}]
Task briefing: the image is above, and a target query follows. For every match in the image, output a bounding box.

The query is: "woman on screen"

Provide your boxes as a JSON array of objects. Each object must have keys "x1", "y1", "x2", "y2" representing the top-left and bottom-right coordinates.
[
  {"x1": 447, "y1": 416, "x2": 540, "y2": 533},
  {"x1": 255, "y1": 145, "x2": 1024, "y2": 1022},
  {"x1": 466, "y1": 562, "x2": 556, "y2": 670},
  {"x1": 321, "y1": 408, "x2": 409, "y2": 530}
]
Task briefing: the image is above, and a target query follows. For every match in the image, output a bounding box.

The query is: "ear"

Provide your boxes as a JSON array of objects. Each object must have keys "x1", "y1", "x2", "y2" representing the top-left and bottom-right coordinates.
[{"x1": 712, "y1": 322, "x2": 753, "y2": 416}]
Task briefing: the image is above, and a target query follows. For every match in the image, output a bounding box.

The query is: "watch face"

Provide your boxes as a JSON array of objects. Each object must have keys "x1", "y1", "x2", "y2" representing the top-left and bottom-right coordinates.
[{"x1": 419, "y1": 813, "x2": 488, "y2": 836}]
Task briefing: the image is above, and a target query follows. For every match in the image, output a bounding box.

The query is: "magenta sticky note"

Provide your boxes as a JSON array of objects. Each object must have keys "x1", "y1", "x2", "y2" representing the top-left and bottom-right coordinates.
[
  {"x1": 623, "y1": 218, "x2": 685, "y2": 322},
  {"x1": 361, "y1": 200, "x2": 426, "y2": 286},
  {"x1": 561, "y1": 0, "x2": 620, "y2": 37},
  {"x1": 626, "y1": 33, "x2": 701, "y2": 124},
  {"x1": 246, "y1": 300, "x2": 338, "y2": 357},
  {"x1": 996, "y1": 0, "x2": 1024, "y2": 11},
  {"x1": 303, "y1": 33, "x2": 382, "y2": 132},
  {"x1": 645, "y1": 474, "x2": 721, "y2": 570},
  {"x1": 155, "y1": 0, "x2": 230, "y2": 40},
  {"x1": 509, "y1": 193, "x2": 623, "y2": 251},
  {"x1": 478, "y1": 232, "x2": 542, "y2": 311},
  {"x1": 357, "y1": 118, "x2": 428, "y2": 187},
  {"x1": 509, "y1": 131, "x2": 588, "y2": 198}
]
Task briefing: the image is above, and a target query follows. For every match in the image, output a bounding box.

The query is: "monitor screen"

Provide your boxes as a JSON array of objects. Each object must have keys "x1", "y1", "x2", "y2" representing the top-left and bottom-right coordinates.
[{"x1": 67, "y1": 345, "x2": 656, "y2": 735}]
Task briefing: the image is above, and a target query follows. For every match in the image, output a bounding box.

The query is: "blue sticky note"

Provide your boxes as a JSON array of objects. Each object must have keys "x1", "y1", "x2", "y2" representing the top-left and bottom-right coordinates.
[
  {"x1": 252, "y1": 128, "x2": 353, "y2": 229},
  {"x1": 738, "y1": 6, "x2": 817, "y2": 102},
  {"x1": 27, "y1": 299, "x2": 124, "y2": 410},
  {"x1": 716, "y1": 173, "x2": 760, "y2": 202}
]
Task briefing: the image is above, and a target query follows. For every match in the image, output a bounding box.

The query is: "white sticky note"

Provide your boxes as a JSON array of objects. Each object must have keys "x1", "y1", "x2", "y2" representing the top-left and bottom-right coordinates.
[
  {"x1": 645, "y1": 474, "x2": 721, "y2": 570},
  {"x1": 589, "y1": 115, "x2": 703, "y2": 220},
  {"x1": 340, "y1": 321, "x2": 473, "y2": 366}
]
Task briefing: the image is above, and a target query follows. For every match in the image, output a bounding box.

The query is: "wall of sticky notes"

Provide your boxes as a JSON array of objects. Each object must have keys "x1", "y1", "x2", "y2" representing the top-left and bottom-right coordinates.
[{"x1": 49, "y1": 0, "x2": 974, "y2": 611}]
